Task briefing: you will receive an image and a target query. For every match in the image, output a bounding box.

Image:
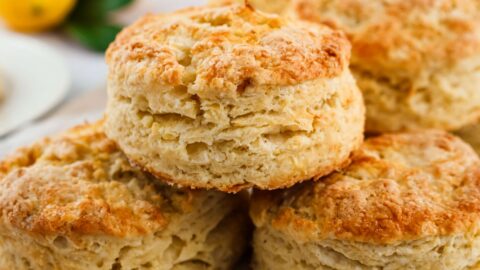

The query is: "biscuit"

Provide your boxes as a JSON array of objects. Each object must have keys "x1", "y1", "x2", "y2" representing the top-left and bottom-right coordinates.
[
  {"x1": 457, "y1": 122, "x2": 480, "y2": 155},
  {"x1": 251, "y1": 130, "x2": 480, "y2": 269},
  {"x1": 0, "y1": 121, "x2": 250, "y2": 270},
  {"x1": 213, "y1": 0, "x2": 480, "y2": 132},
  {"x1": 105, "y1": 5, "x2": 365, "y2": 192}
]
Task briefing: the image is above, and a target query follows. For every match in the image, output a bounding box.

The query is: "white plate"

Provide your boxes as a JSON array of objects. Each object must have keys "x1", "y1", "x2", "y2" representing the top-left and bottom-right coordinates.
[{"x1": 0, "y1": 32, "x2": 70, "y2": 137}]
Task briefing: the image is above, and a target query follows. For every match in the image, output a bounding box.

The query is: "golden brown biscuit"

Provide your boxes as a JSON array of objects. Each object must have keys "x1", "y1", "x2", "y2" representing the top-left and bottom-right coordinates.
[
  {"x1": 209, "y1": 0, "x2": 292, "y2": 15},
  {"x1": 105, "y1": 5, "x2": 365, "y2": 192},
  {"x1": 0, "y1": 121, "x2": 249, "y2": 270},
  {"x1": 212, "y1": 0, "x2": 480, "y2": 132},
  {"x1": 251, "y1": 130, "x2": 480, "y2": 269}
]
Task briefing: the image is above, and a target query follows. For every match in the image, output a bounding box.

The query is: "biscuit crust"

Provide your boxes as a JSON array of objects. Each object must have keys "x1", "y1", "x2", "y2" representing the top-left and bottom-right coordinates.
[
  {"x1": 0, "y1": 122, "x2": 249, "y2": 270},
  {"x1": 106, "y1": 5, "x2": 351, "y2": 90},
  {"x1": 252, "y1": 131, "x2": 480, "y2": 244},
  {"x1": 251, "y1": 131, "x2": 480, "y2": 269}
]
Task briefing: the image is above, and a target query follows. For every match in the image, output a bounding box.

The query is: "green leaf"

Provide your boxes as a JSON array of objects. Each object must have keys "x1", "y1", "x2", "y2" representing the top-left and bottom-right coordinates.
[
  {"x1": 102, "y1": 0, "x2": 134, "y2": 11},
  {"x1": 65, "y1": 22, "x2": 123, "y2": 52},
  {"x1": 69, "y1": 1, "x2": 108, "y2": 22},
  {"x1": 68, "y1": 0, "x2": 134, "y2": 22}
]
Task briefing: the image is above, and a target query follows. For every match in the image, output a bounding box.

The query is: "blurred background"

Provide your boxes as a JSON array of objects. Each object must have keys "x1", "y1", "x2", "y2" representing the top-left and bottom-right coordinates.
[{"x1": 0, "y1": 0, "x2": 206, "y2": 156}]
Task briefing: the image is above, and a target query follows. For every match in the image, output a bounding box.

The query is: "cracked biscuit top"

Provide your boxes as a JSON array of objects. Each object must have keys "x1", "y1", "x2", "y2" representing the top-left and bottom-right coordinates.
[
  {"x1": 291, "y1": 0, "x2": 480, "y2": 80},
  {"x1": 0, "y1": 121, "x2": 223, "y2": 237},
  {"x1": 106, "y1": 4, "x2": 351, "y2": 96},
  {"x1": 251, "y1": 131, "x2": 480, "y2": 244}
]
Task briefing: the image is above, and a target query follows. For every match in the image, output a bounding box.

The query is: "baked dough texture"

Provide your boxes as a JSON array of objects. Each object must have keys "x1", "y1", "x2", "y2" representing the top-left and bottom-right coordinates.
[
  {"x1": 209, "y1": 0, "x2": 292, "y2": 15},
  {"x1": 251, "y1": 130, "x2": 480, "y2": 269},
  {"x1": 211, "y1": 0, "x2": 480, "y2": 132},
  {"x1": 105, "y1": 5, "x2": 365, "y2": 192},
  {"x1": 457, "y1": 122, "x2": 480, "y2": 155},
  {"x1": 0, "y1": 122, "x2": 249, "y2": 270}
]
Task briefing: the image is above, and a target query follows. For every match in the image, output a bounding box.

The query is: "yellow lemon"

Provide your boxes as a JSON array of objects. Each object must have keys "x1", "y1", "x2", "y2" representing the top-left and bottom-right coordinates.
[{"x1": 0, "y1": 0, "x2": 76, "y2": 32}]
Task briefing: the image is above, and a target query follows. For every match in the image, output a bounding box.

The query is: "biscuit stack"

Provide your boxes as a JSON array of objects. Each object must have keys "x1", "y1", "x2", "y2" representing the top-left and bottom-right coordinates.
[{"x1": 1, "y1": 1, "x2": 480, "y2": 270}]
